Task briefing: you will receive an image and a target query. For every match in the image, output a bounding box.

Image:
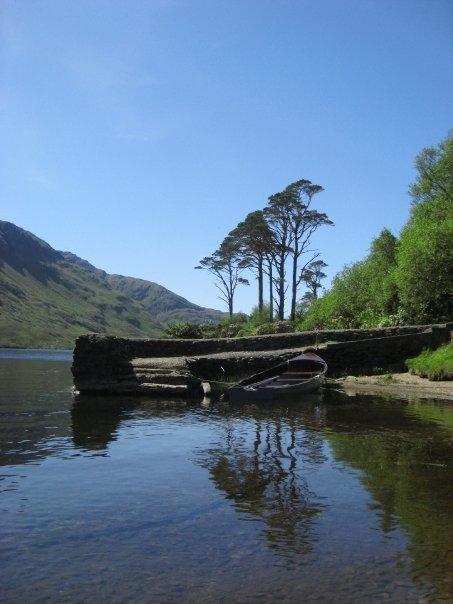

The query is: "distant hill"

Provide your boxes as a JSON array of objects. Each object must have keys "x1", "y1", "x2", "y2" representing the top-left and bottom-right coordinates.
[{"x1": 0, "y1": 221, "x2": 224, "y2": 348}]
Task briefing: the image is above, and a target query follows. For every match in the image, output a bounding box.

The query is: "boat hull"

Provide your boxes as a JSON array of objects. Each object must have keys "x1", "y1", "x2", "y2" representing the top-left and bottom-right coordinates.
[
  {"x1": 227, "y1": 350, "x2": 327, "y2": 403},
  {"x1": 228, "y1": 374, "x2": 325, "y2": 403}
]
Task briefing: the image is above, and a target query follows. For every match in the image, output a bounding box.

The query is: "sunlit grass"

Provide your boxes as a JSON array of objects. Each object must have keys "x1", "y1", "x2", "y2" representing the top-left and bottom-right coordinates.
[{"x1": 406, "y1": 344, "x2": 453, "y2": 381}]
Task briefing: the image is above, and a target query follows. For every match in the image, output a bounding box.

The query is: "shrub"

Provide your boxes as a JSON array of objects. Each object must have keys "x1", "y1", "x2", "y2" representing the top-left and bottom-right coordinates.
[
  {"x1": 163, "y1": 321, "x2": 202, "y2": 339},
  {"x1": 221, "y1": 313, "x2": 248, "y2": 325},
  {"x1": 248, "y1": 304, "x2": 272, "y2": 326},
  {"x1": 217, "y1": 323, "x2": 244, "y2": 338},
  {"x1": 274, "y1": 320, "x2": 295, "y2": 333},
  {"x1": 199, "y1": 323, "x2": 220, "y2": 339},
  {"x1": 254, "y1": 322, "x2": 277, "y2": 335}
]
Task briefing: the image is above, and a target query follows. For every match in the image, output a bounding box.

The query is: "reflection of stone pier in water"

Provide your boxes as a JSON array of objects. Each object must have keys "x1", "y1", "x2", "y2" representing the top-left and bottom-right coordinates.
[{"x1": 71, "y1": 323, "x2": 452, "y2": 396}]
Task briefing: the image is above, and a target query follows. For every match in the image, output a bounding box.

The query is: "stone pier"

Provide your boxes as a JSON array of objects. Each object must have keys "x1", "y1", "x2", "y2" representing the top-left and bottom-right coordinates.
[{"x1": 72, "y1": 323, "x2": 452, "y2": 397}]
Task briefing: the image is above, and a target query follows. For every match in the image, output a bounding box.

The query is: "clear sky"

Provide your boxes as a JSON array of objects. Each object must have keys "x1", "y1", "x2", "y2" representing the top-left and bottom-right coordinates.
[{"x1": 1, "y1": 0, "x2": 452, "y2": 314}]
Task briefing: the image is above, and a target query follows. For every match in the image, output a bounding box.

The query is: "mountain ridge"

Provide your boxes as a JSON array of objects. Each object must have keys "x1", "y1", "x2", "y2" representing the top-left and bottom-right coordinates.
[{"x1": 0, "y1": 220, "x2": 223, "y2": 348}]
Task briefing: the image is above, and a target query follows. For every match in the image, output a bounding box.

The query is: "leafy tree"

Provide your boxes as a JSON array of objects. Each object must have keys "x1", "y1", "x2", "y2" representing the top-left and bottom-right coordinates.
[
  {"x1": 409, "y1": 135, "x2": 452, "y2": 206},
  {"x1": 196, "y1": 235, "x2": 249, "y2": 317},
  {"x1": 396, "y1": 135, "x2": 453, "y2": 323},
  {"x1": 284, "y1": 180, "x2": 333, "y2": 320},
  {"x1": 301, "y1": 228, "x2": 398, "y2": 329},
  {"x1": 229, "y1": 211, "x2": 274, "y2": 313},
  {"x1": 367, "y1": 228, "x2": 399, "y2": 317},
  {"x1": 263, "y1": 180, "x2": 332, "y2": 321},
  {"x1": 396, "y1": 196, "x2": 452, "y2": 323},
  {"x1": 300, "y1": 259, "x2": 328, "y2": 299},
  {"x1": 263, "y1": 189, "x2": 293, "y2": 320},
  {"x1": 295, "y1": 292, "x2": 316, "y2": 320},
  {"x1": 302, "y1": 135, "x2": 452, "y2": 330}
]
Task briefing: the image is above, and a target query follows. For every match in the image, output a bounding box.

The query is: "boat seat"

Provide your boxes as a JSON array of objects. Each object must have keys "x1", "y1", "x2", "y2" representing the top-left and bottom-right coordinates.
[
  {"x1": 274, "y1": 378, "x2": 309, "y2": 383},
  {"x1": 280, "y1": 372, "x2": 318, "y2": 378}
]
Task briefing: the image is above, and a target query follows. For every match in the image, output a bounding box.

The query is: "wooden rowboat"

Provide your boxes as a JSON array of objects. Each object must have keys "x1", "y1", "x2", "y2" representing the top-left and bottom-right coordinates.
[{"x1": 228, "y1": 350, "x2": 327, "y2": 403}]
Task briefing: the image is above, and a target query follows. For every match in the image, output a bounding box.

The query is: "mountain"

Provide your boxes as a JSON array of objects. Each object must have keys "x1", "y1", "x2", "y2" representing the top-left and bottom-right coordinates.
[{"x1": 0, "y1": 221, "x2": 224, "y2": 348}]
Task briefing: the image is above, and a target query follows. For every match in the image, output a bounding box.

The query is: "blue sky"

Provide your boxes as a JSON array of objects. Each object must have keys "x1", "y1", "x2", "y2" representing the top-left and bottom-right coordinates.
[{"x1": 1, "y1": 0, "x2": 452, "y2": 314}]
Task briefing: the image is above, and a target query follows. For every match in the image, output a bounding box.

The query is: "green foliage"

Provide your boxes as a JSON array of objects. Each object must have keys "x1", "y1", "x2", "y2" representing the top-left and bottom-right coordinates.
[
  {"x1": 254, "y1": 322, "x2": 278, "y2": 335},
  {"x1": 409, "y1": 135, "x2": 452, "y2": 206},
  {"x1": 300, "y1": 260, "x2": 328, "y2": 299},
  {"x1": 196, "y1": 236, "x2": 249, "y2": 316},
  {"x1": 163, "y1": 321, "x2": 202, "y2": 339},
  {"x1": 406, "y1": 344, "x2": 453, "y2": 381},
  {"x1": 246, "y1": 305, "x2": 271, "y2": 326},
  {"x1": 396, "y1": 196, "x2": 453, "y2": 323},
  {"x1": 395, "y1": 136, "x2": 452, "y2": 323},
  {"x1": 163, "y1": 312, "x2": 299, "y2": 339},
  {"x1": 300, "y1": 134, "x2": 452, "y2": 330},
  {"x1": 299, "y1": 228, "x2": 399, "y2": 330},
  {"x1": 215, "y1": 313, "x2": 248, "y2": 338},
  {"x1": 221, "y1": 312, "x2": 248, "y2": 324}
]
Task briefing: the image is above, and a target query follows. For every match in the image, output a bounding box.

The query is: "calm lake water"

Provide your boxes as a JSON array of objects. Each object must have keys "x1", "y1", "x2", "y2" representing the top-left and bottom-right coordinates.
[{"x1": 1, "y1": 350, "x2": 452, "y2": 603}]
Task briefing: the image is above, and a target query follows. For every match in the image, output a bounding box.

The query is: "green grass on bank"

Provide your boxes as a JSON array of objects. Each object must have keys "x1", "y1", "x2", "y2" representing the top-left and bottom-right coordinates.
[{"x1": 406, "y1": 344, "x2": 453, "y2": 381}]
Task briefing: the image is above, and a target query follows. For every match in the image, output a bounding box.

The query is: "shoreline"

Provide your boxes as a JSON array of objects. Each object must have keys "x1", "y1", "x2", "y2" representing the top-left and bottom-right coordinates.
[{"x1": 328, "y1": 373, "x2": 453, "y2": 401}]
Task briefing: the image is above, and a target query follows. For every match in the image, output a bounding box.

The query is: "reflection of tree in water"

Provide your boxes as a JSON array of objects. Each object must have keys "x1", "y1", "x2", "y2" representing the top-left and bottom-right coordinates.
[
  {"x1": 323, "y1": 395, "x2": 453, "y2": 601},
  {"x1": 200, "y1": 396, "x2": 453, "y2": 598},
  {"x1": 200, "y1": 404, "x2": 327, "y2": 557}
]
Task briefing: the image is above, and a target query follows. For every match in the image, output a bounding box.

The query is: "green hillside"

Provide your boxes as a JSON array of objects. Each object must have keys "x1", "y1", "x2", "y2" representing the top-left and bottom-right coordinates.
[{"x1": 0, "y1": 221, "x2": 223, "y2": 348}]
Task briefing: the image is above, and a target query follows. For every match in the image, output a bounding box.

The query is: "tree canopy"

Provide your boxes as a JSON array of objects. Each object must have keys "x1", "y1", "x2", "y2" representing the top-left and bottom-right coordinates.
[
  {"x1": 301, "y1": 134, "x2": 452, "y2": 329},
  {"x1": 194, "y1": 133, "x2": 451, "y2": 332}
]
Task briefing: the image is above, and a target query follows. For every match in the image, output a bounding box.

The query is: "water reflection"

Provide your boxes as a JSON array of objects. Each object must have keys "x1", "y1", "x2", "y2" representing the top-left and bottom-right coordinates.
[
  {"x1": 71, "y1": 401, "x2": 126, "y2": 452},
  {"x1": 1, "y1": 354, "x2": 453, "y2": 602},
  {"x1": 197, "y1": 400, "x2": 328, "y2": 558},
  {"x1": 198, "y1": 395, "x2": 453, "y2": 599},
  {"x1": 71, "y1": 394, "x2": 191, "y2": 452},
  {"x1": 0, "y1": 358, "x2": 73, "y2": 466},
  {"x1": 323, "y1": 397, "x2": 453, "y2": 601}
]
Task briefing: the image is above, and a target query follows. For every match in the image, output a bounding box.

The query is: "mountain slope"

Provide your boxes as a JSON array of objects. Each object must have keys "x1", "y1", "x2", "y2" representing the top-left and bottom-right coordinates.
[
  {"x1": 107, "y1": 274, "x2": 224, "y2": 324},
  {"x1": 0, "y1": 221, "x2": 223, "y2": 348}
]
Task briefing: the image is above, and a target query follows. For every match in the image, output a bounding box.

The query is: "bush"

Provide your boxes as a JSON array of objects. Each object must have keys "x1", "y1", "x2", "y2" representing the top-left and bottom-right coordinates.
[
  {"x1": 199, "y1": 323, "x2": 220, "y2": 339},
  {"x1": 221, "y1": 313, "x2": 248, "y2": 325},
  {"x1": 217, "y1": 323, "x2": 244, "y2": 338},
  {"x1": 274, "y1": 320, "x2": 295, "y2": 333},
  {"x1": 248, "y1": 304, "x2": 272, "y2": 325},
  {"x1": 299, "y1": 228, "x2": 399, "y2": 330},
  {"x1": 163, "y1": 321, "x2": 202, "y2": 339},
  {"x1": 254, "y1": 322, "x2": 277, "y2": 335}
]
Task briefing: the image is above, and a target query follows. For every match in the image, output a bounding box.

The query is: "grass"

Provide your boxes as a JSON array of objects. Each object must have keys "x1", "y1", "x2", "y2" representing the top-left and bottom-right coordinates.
[{"x1": 406, "y1": 343, "x2": 453, "y2": 381}]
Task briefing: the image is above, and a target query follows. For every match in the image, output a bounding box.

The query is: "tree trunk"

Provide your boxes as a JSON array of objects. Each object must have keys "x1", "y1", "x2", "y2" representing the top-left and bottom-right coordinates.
[
  {"x1": 290, "y1": 240, "x2": 298, "y2": 321},
  {"x1": 258, "y1": 258, "x2": 263, "y2": 311},
  {"x1": 278, "y1": 256, "x2": 285, "y2": 320},
  {"x1": 228, "y1": 296, "x2": 233, "y2": 317},
  {"x1": 268, "y1": 262, "x2": 273, "y2": 322},
  {"x1": 228, "y1": 266, "x2": 233, "y2": 317}
]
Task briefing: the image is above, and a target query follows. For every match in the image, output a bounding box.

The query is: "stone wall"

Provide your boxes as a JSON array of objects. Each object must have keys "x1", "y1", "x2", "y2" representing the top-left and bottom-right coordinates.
[
  {"x1": 73, "y1": 323, "x2": 444, "y2": 360},
  {"x1": 72, "y1": 323, "x2": 452, "y2": 395},
  {"x1": 317, "y1": 327, "x2": 450, "y2": 376}
]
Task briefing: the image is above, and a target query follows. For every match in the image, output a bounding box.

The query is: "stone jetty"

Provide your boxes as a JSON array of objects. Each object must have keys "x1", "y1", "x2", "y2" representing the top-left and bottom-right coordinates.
[{"x1": 72, "y1": 323, "x2": 452, "y2": 397}]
